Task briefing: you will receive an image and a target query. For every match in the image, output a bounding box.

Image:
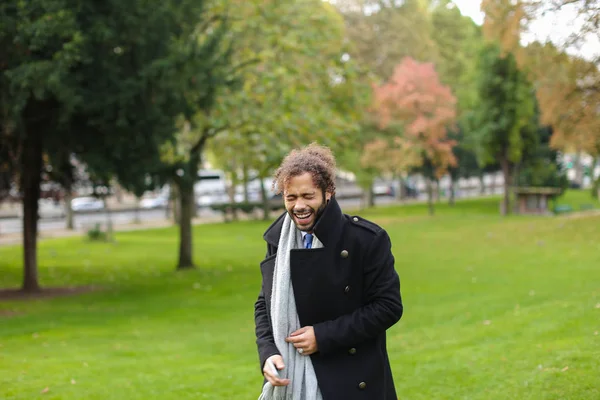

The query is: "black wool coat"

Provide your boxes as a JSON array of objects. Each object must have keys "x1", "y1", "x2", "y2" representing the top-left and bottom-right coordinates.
[{"x1": 254, "y1": 197, "x2": 403, "y2": 400}]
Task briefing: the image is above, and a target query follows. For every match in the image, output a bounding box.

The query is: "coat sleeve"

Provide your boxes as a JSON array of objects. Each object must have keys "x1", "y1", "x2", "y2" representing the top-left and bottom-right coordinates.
[
  {"x1": 254, "y1": 248, "x2": 280, "y2": 372},
  {"x1": 313, "y1": 229, "x2": 403, "y2": 355}
]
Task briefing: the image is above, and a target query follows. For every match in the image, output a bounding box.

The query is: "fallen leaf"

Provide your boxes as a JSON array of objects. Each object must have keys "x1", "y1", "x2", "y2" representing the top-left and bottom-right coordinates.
[
  {"x1": 71, "y1": 379, "x2": 76, "y2": 385},
  {"x1": 529, "y1": 290, "x2": 536, "y2": 296},
  {"x1": 41, "y1": 387, "x2": 49, "y2": 394},
  {"x1": 561, "y1": 366, "x2": 569, "y2": 372},
  {"x1": 595, "y1": 303, "x2": 600, "y2": 309},
  {"x1": 595, "y1": 331, "x2": 598, "y2": 336},
  {"x1": 32, "y1": 333, "x2": 39, "y2": 339},
  {"x1": 483, "y1": 320, "x2": 491, "y2": 325}
]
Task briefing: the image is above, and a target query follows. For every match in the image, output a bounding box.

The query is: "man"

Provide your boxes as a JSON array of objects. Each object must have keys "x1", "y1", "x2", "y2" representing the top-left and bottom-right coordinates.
[{"x1": 254, "y1": 143, "x2": 403, "y2": 400}]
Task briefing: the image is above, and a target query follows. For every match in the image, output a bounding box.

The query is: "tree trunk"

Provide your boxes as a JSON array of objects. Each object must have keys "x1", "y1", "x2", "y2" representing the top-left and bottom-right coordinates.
[
  {"x1": 21, "y1": 131, "x2": 43, "y2": 292},
  {"x1": 449, "y1": 177, "x2": 456, "y2": 206},
  {"x1": 491, "y1": 172, "x2": 498, "y2": 195},
  {"x1": 134, "y1": 197, "x2": 141, "y2": 224},
  {"x1": 227, "y1": 174, "x2": 238, "y2": 222},
  {"x1": 573, "y1": 151, "x2": 584, "y2": 187},
  {"x1": 103, "y1": 198, "x2": 114, "y2": 241},
  {"x1": 362, "y1": 186, "x2": 374, "y2": 208},
  {"x1": 397, "y1": 177, "x2": 407, "y2": 201},
  {"x1": 243, "y1": 165, "x2": 250, "y2": 203},
  {"x1": 64, "y1": 190, "x2": 74, "y2": 230},
  {"x1": 500, "y1": 157, "x2": 511, "y2": 216},
  {"x1": 114, "y1": 185, "x2": 123, "y2": 203},
  {"x1": 435, "y1": 180, "x2": 441, "y2": 202},
  {"x1": 259, "y1": 177, "x2": 270, "y2": 221},
  {"x1": 171, "y1": 184, "x2": 180, "y2": 224},
  {"x1": 177, "y1": 181, "x2": 194, "y2": 269},
  {"x1": 479, "y1": 173, "x2": 485, "y2": 195},
  {"x1": 426, "y1": 178, "x2": 435, "y2": 216}
]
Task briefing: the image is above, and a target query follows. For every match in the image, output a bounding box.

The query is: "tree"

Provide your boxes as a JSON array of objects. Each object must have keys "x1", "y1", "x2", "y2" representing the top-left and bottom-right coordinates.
[
  {"x1": 431, "y1": 0, "x2": 482, "y2": 119},
  {"x1": 528, "y1": 1, "x2": 600, "y2": 94},
  {"x1": 446, "y1": 125, "x2": 481, "y2": 205},
  {"x1": 481, "y1": 0, "x2": 532, "y2": 59},
  {"x1": 370, "y1": 57, "x2": 457, "y2": 215},
  {"x1": 471, "y1": 44, "x2": 537, "y2": 215},
  {"x1": 480, "y1": 0, "x2": 599, "y2": 190},
  {"x1": 524, "y1": 42, "x2": 600, "y2": 164},
  {"x1": 337, "y1": 0, "x2": 438, "y2": 81},
  {"x1": 207, "y1": 0, "x2": 361, "y2": 217},
  {"x1": 430, "y1": 2, "x2": 486, "y2": 205},
  {"x1": 1, "y1": 0, "x2": 203, "y2": 291}
]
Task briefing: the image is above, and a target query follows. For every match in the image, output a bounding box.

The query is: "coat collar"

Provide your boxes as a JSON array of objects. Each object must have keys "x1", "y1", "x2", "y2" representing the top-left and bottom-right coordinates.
[{"x1": 263, "y1": 196, "x2": 344, "y2": 248}]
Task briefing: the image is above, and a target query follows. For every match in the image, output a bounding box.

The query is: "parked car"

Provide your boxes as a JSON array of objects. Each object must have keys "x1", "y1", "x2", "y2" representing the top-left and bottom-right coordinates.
[
  {"x1": 197, "y1": 193, "x2": 229, "y2": 208},
  {"x1": 71, "y1": 197, "x2": 104, "y2": 212},
  {"x1": 140, "y1": 195, "x2": 168, "y2": 209}
]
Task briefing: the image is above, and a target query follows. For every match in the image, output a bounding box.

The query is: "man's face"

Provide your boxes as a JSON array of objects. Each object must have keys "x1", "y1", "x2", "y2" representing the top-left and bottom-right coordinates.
[{"x1": 283, "y1": 172, "x2": 331, "y2": 232}]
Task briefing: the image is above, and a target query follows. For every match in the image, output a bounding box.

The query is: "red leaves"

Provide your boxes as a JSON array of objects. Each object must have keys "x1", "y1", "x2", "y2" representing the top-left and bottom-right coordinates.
[{"x1": 370, "y1": 57, "x2": 458, "y2": 177}]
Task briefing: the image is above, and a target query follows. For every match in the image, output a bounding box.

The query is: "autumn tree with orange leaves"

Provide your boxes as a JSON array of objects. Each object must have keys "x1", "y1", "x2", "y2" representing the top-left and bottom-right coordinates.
[
  {"x1": 368, "y1": 57, "x2": 457, "y2": 215},
  {"x1": 481, "y1": 0, "x2": 600, "y2": 188}
]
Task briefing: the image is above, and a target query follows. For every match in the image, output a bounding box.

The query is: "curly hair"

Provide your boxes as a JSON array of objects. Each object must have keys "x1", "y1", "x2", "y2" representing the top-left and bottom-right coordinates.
[{"x1": 273, "y1": 143, "x2": 337, "y2": 196}]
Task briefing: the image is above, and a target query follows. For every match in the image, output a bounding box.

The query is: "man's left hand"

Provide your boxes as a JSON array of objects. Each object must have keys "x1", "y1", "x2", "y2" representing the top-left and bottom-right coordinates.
[{"x1": 285, "y1": 326, "x2": 318, "y2": 356}]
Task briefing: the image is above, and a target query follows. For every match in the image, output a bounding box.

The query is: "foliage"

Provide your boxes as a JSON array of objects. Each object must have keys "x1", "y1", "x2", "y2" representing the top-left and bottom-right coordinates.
[
  {"x1": 431, "y1": 1, "x2": 482, "y2": 119},
  {"x1": 0, "y1": 0, "x2": 210, "y2": 288},
  {"x1": 514, "y1": 120, "x2": 568, "y2": 190},
  {"x1": 481, "y1": 0, "x2": 600, "y2": 160},
  {"x1": 337, "y1": 0, "x2": 438, "y2": 81},
  {"x1": 470, "y1": 43, "x2": 537, "y2": 214},
  {"x1": 207, "y1": 0, "x2": 361, "y2": 178},
  {"x1": 86, "y1": 223, "x2": 108, "y2": 242},
  {"x1": 524, "y1": 42, "x2": 600, "y2": 157},
  {"x1": 370, "y1": 57, "x2": 458, "y2": 178},
  {"x1": 471, "y1": 44, "x2": 536, "y2": 167}
]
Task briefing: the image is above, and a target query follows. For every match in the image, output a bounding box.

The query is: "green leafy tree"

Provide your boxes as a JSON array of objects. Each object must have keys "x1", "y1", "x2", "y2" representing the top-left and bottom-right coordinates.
[
  {"x1": 471, "y1": 43, "x2": 537, "y2": 215},
  {"x1": 0, "y1": 0, "x2": 203, "y2": 291},
  {"x1": 207, "y1": 0, "x2": 361, "y2": 216}
]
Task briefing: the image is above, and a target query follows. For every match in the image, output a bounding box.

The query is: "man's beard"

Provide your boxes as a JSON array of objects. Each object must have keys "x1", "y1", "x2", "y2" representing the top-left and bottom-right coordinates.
[{"x1": 288, "y1": 195, "x2": 328, "y2": 232}]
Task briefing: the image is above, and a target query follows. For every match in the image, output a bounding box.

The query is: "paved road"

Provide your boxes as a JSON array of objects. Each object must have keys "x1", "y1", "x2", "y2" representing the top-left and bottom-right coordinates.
[
  {"x1": 0, "y1": 196, "x2": 404, "y2": 235},
  {"x1": 1, "y1": 184, "x2": 504, "y2": 236}
]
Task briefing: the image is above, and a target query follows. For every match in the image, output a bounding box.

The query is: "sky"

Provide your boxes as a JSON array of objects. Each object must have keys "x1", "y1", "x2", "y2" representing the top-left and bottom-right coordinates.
[{"x1": 452, "y1": 0, "x2": 599, "y2": 59}]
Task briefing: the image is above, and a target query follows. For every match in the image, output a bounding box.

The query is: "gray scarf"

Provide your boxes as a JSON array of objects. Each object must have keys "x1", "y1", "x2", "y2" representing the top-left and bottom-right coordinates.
[{"x1": 258, "y1": 214, "x2": 323, "y2": 400}]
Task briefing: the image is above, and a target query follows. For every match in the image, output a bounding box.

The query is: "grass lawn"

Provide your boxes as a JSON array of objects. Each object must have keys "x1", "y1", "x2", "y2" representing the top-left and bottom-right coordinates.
[{"x1": 1, "y1": 191, "x2": 599, "y2": 399}]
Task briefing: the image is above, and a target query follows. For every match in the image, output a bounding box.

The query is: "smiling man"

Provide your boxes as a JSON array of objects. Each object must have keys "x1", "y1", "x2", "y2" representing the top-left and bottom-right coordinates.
[{"x1": 255, "y1": 143, "x2": 404, "y2": 400}]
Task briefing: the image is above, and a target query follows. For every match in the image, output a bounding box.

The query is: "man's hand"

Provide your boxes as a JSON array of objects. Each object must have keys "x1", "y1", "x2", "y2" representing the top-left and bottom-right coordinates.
[
  {"x1": 285, "y1": 326, "x2": 318, "y2": 356},
  {"x1": 263, "y1": 355, "x2": 290, "y2": 387}
]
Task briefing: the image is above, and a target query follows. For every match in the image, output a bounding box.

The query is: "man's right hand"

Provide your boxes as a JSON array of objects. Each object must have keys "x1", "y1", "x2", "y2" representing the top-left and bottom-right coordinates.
[{"x1": 263, "y1": 355, "x2": 290, "y2": 386}]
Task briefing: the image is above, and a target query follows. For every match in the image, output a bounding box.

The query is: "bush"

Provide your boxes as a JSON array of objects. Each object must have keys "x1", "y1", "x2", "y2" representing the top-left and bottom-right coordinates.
[{"x1": 87, "y1": 223, "x2": 108, "y2": 242}]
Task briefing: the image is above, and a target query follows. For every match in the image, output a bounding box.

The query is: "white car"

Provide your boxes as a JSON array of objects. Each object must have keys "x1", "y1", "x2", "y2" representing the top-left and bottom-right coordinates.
[
  {"x1": 140, "y1": 196, "x2": 168, "y2": 209},
  {"x1": 197, "y1": 193, "x2": 229, "y2": 207},
  {"x1": 71, "y1": 197, "x2": 104, "y2": 212}
]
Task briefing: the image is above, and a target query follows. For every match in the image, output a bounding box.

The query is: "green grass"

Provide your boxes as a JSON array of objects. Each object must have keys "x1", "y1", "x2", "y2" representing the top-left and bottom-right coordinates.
[
  {"x1": 553, "y1": 188, "x2": 599, "y2": 211},
  {"x1": 1, "y1": 192, "x2": 599, "y2": 399}
]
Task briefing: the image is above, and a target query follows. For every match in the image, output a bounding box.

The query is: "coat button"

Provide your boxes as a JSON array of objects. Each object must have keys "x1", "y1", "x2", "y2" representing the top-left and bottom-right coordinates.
[
  {"x1": 358, "y1": 381, "x2": 367, "y2": 390},
  {"x1": 353, "y1": 217, "x2": 359, "y2": 222},
  {"x1": 340, "y1": 250, "x2": 349, "y2": 258},
  {"x1": 348, "y1": 347, "x2": 356, "y2": 355},
  {"x1": 344, "y1": 285, "x2": 350, "y2": 294}
]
